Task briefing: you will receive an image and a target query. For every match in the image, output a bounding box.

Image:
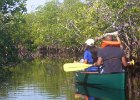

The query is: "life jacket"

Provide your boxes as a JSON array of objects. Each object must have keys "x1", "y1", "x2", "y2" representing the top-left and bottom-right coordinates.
[{"x1": 101, "y1": 40, "x2": 121, "y2": 48}]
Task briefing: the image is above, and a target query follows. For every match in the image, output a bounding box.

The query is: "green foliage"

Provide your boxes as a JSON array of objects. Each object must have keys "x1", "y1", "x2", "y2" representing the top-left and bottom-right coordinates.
[
  {"x1": 23, "y1": 0, "x2": 140, "y2": 59},
  {"x1": 25, "y1": 1, "x2": 108, "y2": 47},
  {"x1": 0, "y1": 0, "x2": 27, "y2": 64},
  {"x1": 1, "y1": 0, "x2": 140, "y2": 63},
  {"x1": 23, "y1": 0, "x2": 139, "y2": 47}
]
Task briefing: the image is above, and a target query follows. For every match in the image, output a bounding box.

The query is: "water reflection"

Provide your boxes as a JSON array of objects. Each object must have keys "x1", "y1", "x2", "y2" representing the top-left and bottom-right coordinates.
[
  {"x1": 0, "y1": 58, "x2": 75, "y2": 100},
  {"x1": 0, "y1": 58, "x2": 139, "y2": 100},
  {"x1": 75, "y1": 83, "x2": 126, "y2": 100}
]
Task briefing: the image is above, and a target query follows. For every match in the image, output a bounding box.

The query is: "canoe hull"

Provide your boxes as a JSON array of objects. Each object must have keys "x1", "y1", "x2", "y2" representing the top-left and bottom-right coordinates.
[
  {"x1": 75, "y1": 84, "x2": 126, "y2": 100},
  {"x1": 75, "y1": 72, "x2": 126, "y2": 90}
]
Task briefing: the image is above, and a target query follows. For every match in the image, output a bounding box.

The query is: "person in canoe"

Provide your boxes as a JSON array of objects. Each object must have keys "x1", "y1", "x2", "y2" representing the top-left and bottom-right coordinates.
[
  {"x1": 80, "y1": 39, "x2": 98, "y2": 72},
  {"x1": 93, "y1": 34, "x2": 128, "y2": 73},
  {"x1": 82, "y1": 38, "x2": 97, "y2": 64}
]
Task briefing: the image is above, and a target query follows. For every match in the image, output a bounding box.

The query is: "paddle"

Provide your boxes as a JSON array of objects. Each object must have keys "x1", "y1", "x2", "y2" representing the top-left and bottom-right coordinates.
[
  {"x1": 127, "y1": 59, "x2": 135, "y2": 65},
  {"x1": 63, "y1": 62, "x2": 92, "y2": 72},
  {"x1": 63, "y1": 31, "x2": 119, "y2": 72},
  {"x1": 63, "y1": 60, "x2": 135, "y2": 72}
]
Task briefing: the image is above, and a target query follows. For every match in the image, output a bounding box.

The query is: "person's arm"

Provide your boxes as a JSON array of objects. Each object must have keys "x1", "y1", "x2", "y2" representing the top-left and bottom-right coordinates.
[
  {"x1": 84, "y1": 60, "x2": 88, "y2": 64},
  {"x1": 93, "y1": 57, "x2": 103, "y2": 66},
  {"x1": 115, "y1": 34, "x2": 123, "y2": 49},
  {"x1": 93, "y1": 48, "x2": 103, "y2": 66},
  {"x1": 121, "y1": 48, "x2": 128, "y2": 67},
  {"x1": 122, "y1": 56, "x2": 134, "y2": 66},
  {"x1": 122, "y1": 56, "x2": 128, "y2": 67},
  {"x1": 83, "y1": 50, "x2": 88, "y2": 64}
]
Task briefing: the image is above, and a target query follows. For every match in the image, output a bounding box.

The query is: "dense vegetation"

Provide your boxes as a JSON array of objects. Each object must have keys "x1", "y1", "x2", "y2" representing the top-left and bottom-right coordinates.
[
  {"x1": 0, "y1": 0, "x2": 27, "y2": 65},
  {"x1": 0, "y1": 0, "x2": 140, "y2": 65}
]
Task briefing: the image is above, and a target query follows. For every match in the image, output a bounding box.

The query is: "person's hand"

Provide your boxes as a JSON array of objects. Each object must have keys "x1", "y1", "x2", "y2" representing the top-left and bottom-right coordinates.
[
  {"x1": 127, "y1": 59, "x2": 135, "y2": 66},
  {"x1": 114, "y1": 33, "x2": 119, "y2": 37},
  {"x1": 93, "y1": 63, "x2": 96, "y2": 66}
]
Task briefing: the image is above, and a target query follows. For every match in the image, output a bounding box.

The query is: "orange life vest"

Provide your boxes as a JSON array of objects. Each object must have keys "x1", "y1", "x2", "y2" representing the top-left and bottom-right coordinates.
[{"x1": 101, "y1": 40, "x2": 121, "y2": 48}]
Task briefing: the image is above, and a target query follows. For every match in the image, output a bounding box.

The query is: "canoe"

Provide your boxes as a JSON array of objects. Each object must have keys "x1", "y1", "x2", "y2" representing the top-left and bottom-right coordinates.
[
  {"x1": 75, "y1": 72, "x2": 126, "y2": 90},
  {"x1": 75, "y1": 84, "x2": 126, "y2": 100}
]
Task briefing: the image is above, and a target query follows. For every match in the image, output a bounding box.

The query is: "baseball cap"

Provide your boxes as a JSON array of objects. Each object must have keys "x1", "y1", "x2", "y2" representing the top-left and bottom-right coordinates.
[{"x1": 85, "y1": 39, "x2": 95, "y2": 46}]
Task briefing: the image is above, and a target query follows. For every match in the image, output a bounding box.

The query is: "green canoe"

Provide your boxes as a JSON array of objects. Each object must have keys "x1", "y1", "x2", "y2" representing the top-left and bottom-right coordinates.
[
  {"x1": 75, "y1": 72, "x2": 126, "y2": 90},
  {"x1": 75, "y1": 84, "x2": 126, "y2": 100}
]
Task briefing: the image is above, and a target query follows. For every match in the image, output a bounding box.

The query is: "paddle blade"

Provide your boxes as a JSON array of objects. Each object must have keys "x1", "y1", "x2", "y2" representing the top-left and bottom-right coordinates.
[
  {"x1": 63, "y1": 63, "x2": 92, "y2": 72},
  {"x1": 127, "y1": 59, "x2": 135, "y2": 65},
  {"x1": 131, "y1": 59, "x2": 135, "y2": 65}
]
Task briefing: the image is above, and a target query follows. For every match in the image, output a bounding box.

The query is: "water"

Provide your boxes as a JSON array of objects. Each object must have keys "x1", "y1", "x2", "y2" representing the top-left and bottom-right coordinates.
[
  {"x1": 0, "y1": 58, "x2": 75, "y2": 100},
  {"x1": 0, "y1": 58, "x2": 139, "y2": 100}
]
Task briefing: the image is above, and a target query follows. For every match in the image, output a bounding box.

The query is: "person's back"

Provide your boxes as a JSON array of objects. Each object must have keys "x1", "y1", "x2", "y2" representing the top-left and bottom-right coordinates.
[
  {"x1": 98, "y1": 46, "x2": 125, "y2": 73},
  {"x1": 94, "y1": 34, "x2": 128, "y2": 73}
]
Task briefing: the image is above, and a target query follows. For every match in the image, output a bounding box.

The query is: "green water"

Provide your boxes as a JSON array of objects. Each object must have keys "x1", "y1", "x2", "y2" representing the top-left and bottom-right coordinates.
[
  {"x1": 0, "y1": 57, "x2": 139, "y2": 100},
  {"x1": 0, "y1": 58, "x2": 75, "y2": 100}
]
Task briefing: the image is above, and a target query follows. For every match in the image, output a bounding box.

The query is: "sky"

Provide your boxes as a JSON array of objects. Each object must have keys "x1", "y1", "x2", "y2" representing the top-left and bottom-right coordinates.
[
  {"x1": 26, "y1": 0, "x2": 63, "y2": 13},
  {"x1": 26, "y1": 0, "x2": 50, "y2": 13}
]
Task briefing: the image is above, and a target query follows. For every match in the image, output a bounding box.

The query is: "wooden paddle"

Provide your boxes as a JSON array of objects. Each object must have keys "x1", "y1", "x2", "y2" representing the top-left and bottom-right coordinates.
[{"x1": 63, "y1": 31, "x2": 119, "y2": 72}]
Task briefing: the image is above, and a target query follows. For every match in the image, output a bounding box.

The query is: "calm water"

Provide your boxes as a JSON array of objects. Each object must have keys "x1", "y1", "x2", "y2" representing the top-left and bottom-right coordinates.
[{"x1": 0, "y1": 57, "x2": 139, "y2": 100}]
